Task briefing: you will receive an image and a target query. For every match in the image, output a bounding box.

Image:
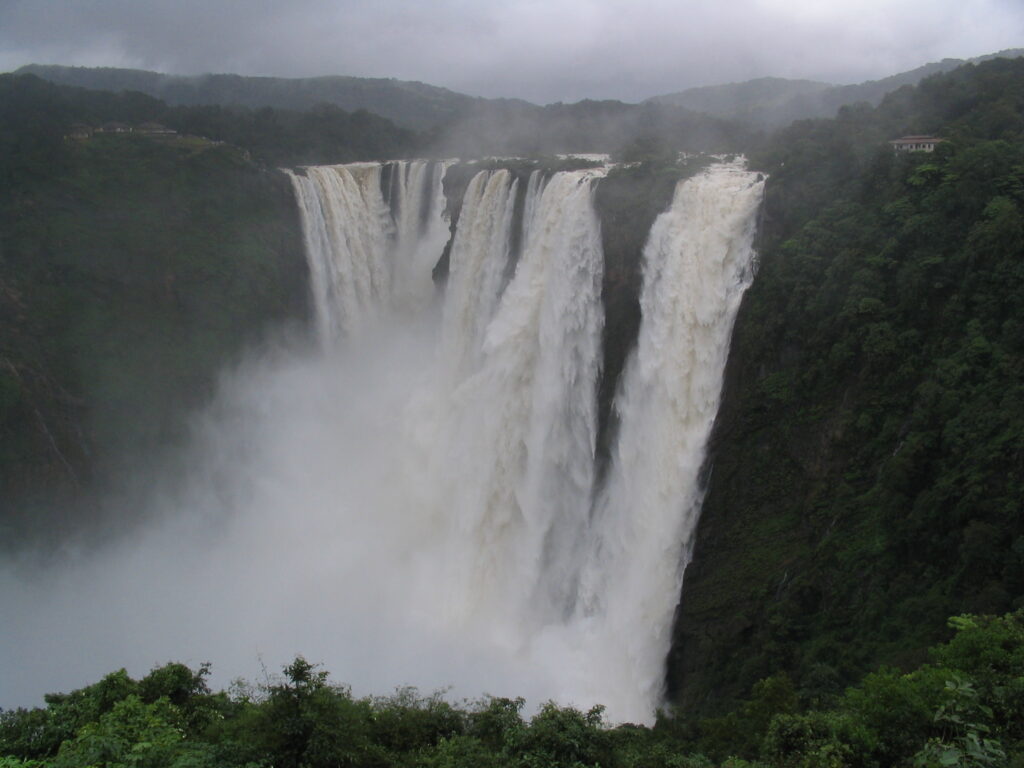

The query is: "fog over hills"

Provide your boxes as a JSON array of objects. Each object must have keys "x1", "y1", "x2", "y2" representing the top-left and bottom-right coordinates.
[
  {"x1": 648, "y1": 48, "x2": 1024, "y2": 127},
  {"x1": 13, "y1": 63, "x2": 494, "y2": 132},
  {"x1": 18, "y1": 48, "x2": 1024, "y2": 136}
]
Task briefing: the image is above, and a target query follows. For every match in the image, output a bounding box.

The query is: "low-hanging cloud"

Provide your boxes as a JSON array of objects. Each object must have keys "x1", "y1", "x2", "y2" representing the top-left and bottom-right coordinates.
[
  {"x1": 1, "y1": 0, "x2": 1022, "y2": 103},
  {"x1": 0, "y1": 322, "x2": 566, "y2": 712}
]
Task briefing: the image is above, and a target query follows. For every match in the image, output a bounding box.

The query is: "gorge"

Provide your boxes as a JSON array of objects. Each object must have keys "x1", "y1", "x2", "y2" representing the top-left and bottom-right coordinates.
[
  {"x1": 1, "y1": 156, "x2": 765, "y2": 724},
  {"x1": 4, "y1": 54, "x2": 1024, "y2": 765},
  {"x1": 278, "y1": 158, "x2": 765, "y2": 721}
]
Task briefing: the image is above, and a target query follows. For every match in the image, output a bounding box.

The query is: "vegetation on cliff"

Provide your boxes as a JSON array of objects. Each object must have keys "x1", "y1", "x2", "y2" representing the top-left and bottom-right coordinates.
[
  {"x1": 0, "y1": 73, "x2": 419, "y2": 168},
  {"x1": 16, "y1": 64, "x2": 477, "y2": 132},
  {"x1": 671, "y1": 56, "x2": 1024, "y2": 718},
  {"x1": 0, "y1": 74, "x2": 310, "y2": 545}
]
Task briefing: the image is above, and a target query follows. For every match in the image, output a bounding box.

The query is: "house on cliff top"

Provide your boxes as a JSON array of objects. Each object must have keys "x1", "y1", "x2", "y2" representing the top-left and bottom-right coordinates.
[{"x1": 890, "y1": 135, "x2": 945, "y2": 152}]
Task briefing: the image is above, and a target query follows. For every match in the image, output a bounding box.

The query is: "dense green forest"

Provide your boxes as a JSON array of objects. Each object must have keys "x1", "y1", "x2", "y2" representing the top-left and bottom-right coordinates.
[
  {"x1": 0, "y1": 74, "x2": 313, "y2": 544},
  {"x1": 671, "y1": 55, "x2": 1024, "y2": 721},
  {"x1": 15, "y1": 64, "x2": 478, "y2": 132},
  {"x1": 1, "y1": 611, "x2": 1022, "y2": 767}
]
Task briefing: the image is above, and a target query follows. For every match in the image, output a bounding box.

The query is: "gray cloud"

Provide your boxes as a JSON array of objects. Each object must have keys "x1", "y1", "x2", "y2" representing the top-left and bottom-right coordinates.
[{"x1": 1, "y1": 0, "x2": 1023, "y2": 105}]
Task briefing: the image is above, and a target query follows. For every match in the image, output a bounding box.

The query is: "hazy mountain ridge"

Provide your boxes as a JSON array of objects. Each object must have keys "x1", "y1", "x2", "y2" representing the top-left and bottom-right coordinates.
[
  {"x1": 646, "y1": 76, "x2": 832, "y2": 123},
  {"x1": 648, "y1": 48, "x2": 1024, "y2": 126},
  {"x1": 19, "y1": 51, "x2": 1024, "y2": 152},
  {"x1": 13, "y1": 64, "x2": 500, "y2": 131},
  {"x1": 433, "y1": 97, "x2": 755, "y2": 157},
  {"x1": 11, "y1": 64, "x2": 754, "y2": 156}
]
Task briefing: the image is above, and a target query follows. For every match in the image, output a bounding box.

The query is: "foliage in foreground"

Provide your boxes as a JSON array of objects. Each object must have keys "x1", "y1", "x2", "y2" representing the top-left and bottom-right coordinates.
[{"x1": 2, "y1": 611, "x2": 1022, "y2": 767}]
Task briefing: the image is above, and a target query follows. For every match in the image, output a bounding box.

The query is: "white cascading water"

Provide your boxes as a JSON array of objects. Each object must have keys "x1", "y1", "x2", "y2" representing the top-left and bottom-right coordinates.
[
  {"x1": 285, "y1": 160, "x2": 451, "y2": 339},
  {"x1": 573, "y1": 160, "x2": 766, "y2": 716},
  {"x1": 386, "y1": 160, "x2": 453, "y2": 310},
  {"x1": 1, "y1": 159, "x2": 763, "y2": 722},
  {"x1": 430, "y1": 169, "x2": 605, "y2": 633},
  {"x1": 439, "y1": 169, "x2": 519, "y2": 379},
  {"x1": 282, "y1": 158, "x2": 764, "y2": 722}
]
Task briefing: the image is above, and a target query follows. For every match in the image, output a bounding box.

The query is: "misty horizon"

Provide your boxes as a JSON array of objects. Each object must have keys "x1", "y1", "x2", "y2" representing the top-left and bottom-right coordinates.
[
  {"x1": 1, "y1": 0, "x2": 1022, "y2": 104},
  {"x1": 5, "y1": 48, "x2": 1024, "y2": 107}
]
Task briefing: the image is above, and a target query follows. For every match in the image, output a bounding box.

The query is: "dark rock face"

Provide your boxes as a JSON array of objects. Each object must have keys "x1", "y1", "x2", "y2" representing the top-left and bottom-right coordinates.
[
  {"x1": 0, "y1": 137, "x2": 309, "y2": 549},
  {"x1": 666, "y1": 274, "x2": 792, "y2": 711},
  {"x1": 592, "y1": 164, "x2": 680, "y2": 471}
]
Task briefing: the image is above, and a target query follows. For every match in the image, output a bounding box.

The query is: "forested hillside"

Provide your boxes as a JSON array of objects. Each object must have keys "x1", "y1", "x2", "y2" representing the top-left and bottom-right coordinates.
[
  {"x1": 15, "y1": 64, "x2": 480, "y2": 132},
  {"x1": 0, "y1": 73, "x2": 419, "y2": 168},
  {"x1": 16, "y1": 64, "x2": 759, "y2": 159},
  {"x1": 671, "y1": 56, "x2": 1024, "y2": 722},
  {"x1": 0, "y1": 75, "x2": 315, "y2": 544},
  {"x1": 649, "y1": 49, "x2": 1024, "y2": 127}
]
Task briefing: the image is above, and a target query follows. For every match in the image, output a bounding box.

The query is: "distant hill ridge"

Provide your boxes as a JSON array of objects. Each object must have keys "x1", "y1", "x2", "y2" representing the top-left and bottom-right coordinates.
[
  {"x1": 647, "y1": 48, "x2": 1024, "y2": 126},
  {"x1": 16, "y1": 49, "x2": 1024, "y2": 136},
  {"x1": 13, "y1": 64, "x2": 510, "y2": 131},
  {"x1": 7, "y1": 64, "x2": 758, "y2": 157}
]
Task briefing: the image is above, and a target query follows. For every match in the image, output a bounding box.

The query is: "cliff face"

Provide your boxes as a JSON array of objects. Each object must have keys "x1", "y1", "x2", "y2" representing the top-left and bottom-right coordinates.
[
  {"x1": 669, "y1": 58, "x2": 1024, "y2": 715},
  {"x1": 0, "y1": 132, "x2": 308, "y2": 546}
]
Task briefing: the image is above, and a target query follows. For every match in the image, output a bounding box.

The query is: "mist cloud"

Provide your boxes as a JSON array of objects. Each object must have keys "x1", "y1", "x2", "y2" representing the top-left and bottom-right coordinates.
[
  {"x1": 1, "y1": 0, "x2": 1022, "y2": 103},
  {"x1": 0, "y1": 325, "x2": 559, "y2": 711}
]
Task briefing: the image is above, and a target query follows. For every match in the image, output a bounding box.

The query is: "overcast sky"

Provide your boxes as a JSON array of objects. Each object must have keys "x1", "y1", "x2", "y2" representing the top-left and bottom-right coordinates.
[{"x1": 1, "y1": 0, "x2": 1022, "y2": 104}]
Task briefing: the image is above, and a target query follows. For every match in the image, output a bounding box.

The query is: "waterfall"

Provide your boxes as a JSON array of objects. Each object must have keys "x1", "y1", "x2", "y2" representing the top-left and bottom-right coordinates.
[
  {"x1": 389, "y1": 160, "x2": 453, "y2": 310},
  {"x1": 440, "y1": 169, "x2": 519, "y2": 379},
  {"x1": 574, "y1": 160, "x2": 766, "y2": 716},
  {"x1": 434, "y1": 169, "x2": 605, "y2": 631},
  {"x1": 282, "y1": 159, "x2": 764, "y2": 722},
  {"x1": 285, "y1": 160, "x2": 450, "y2": 341},
  {"x1": 0, "y1": 159, "x2": 764, "y2": 719}
]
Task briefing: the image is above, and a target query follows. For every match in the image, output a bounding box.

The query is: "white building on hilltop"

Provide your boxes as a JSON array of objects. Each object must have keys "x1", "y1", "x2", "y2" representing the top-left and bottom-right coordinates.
[{"x1": 890, "y1": 135, "x2": 945, "y2": 152}]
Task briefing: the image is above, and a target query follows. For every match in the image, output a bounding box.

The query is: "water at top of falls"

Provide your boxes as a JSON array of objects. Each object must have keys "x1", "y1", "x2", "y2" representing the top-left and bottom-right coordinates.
[{"x1": 390, "y1": 160, "x2": 453, "y2": 309}]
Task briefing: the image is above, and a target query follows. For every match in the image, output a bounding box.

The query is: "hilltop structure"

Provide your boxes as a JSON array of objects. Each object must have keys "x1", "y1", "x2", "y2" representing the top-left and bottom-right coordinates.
[{"x1": 889, "y1": 135, "x2": 944, "y2": 152}]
